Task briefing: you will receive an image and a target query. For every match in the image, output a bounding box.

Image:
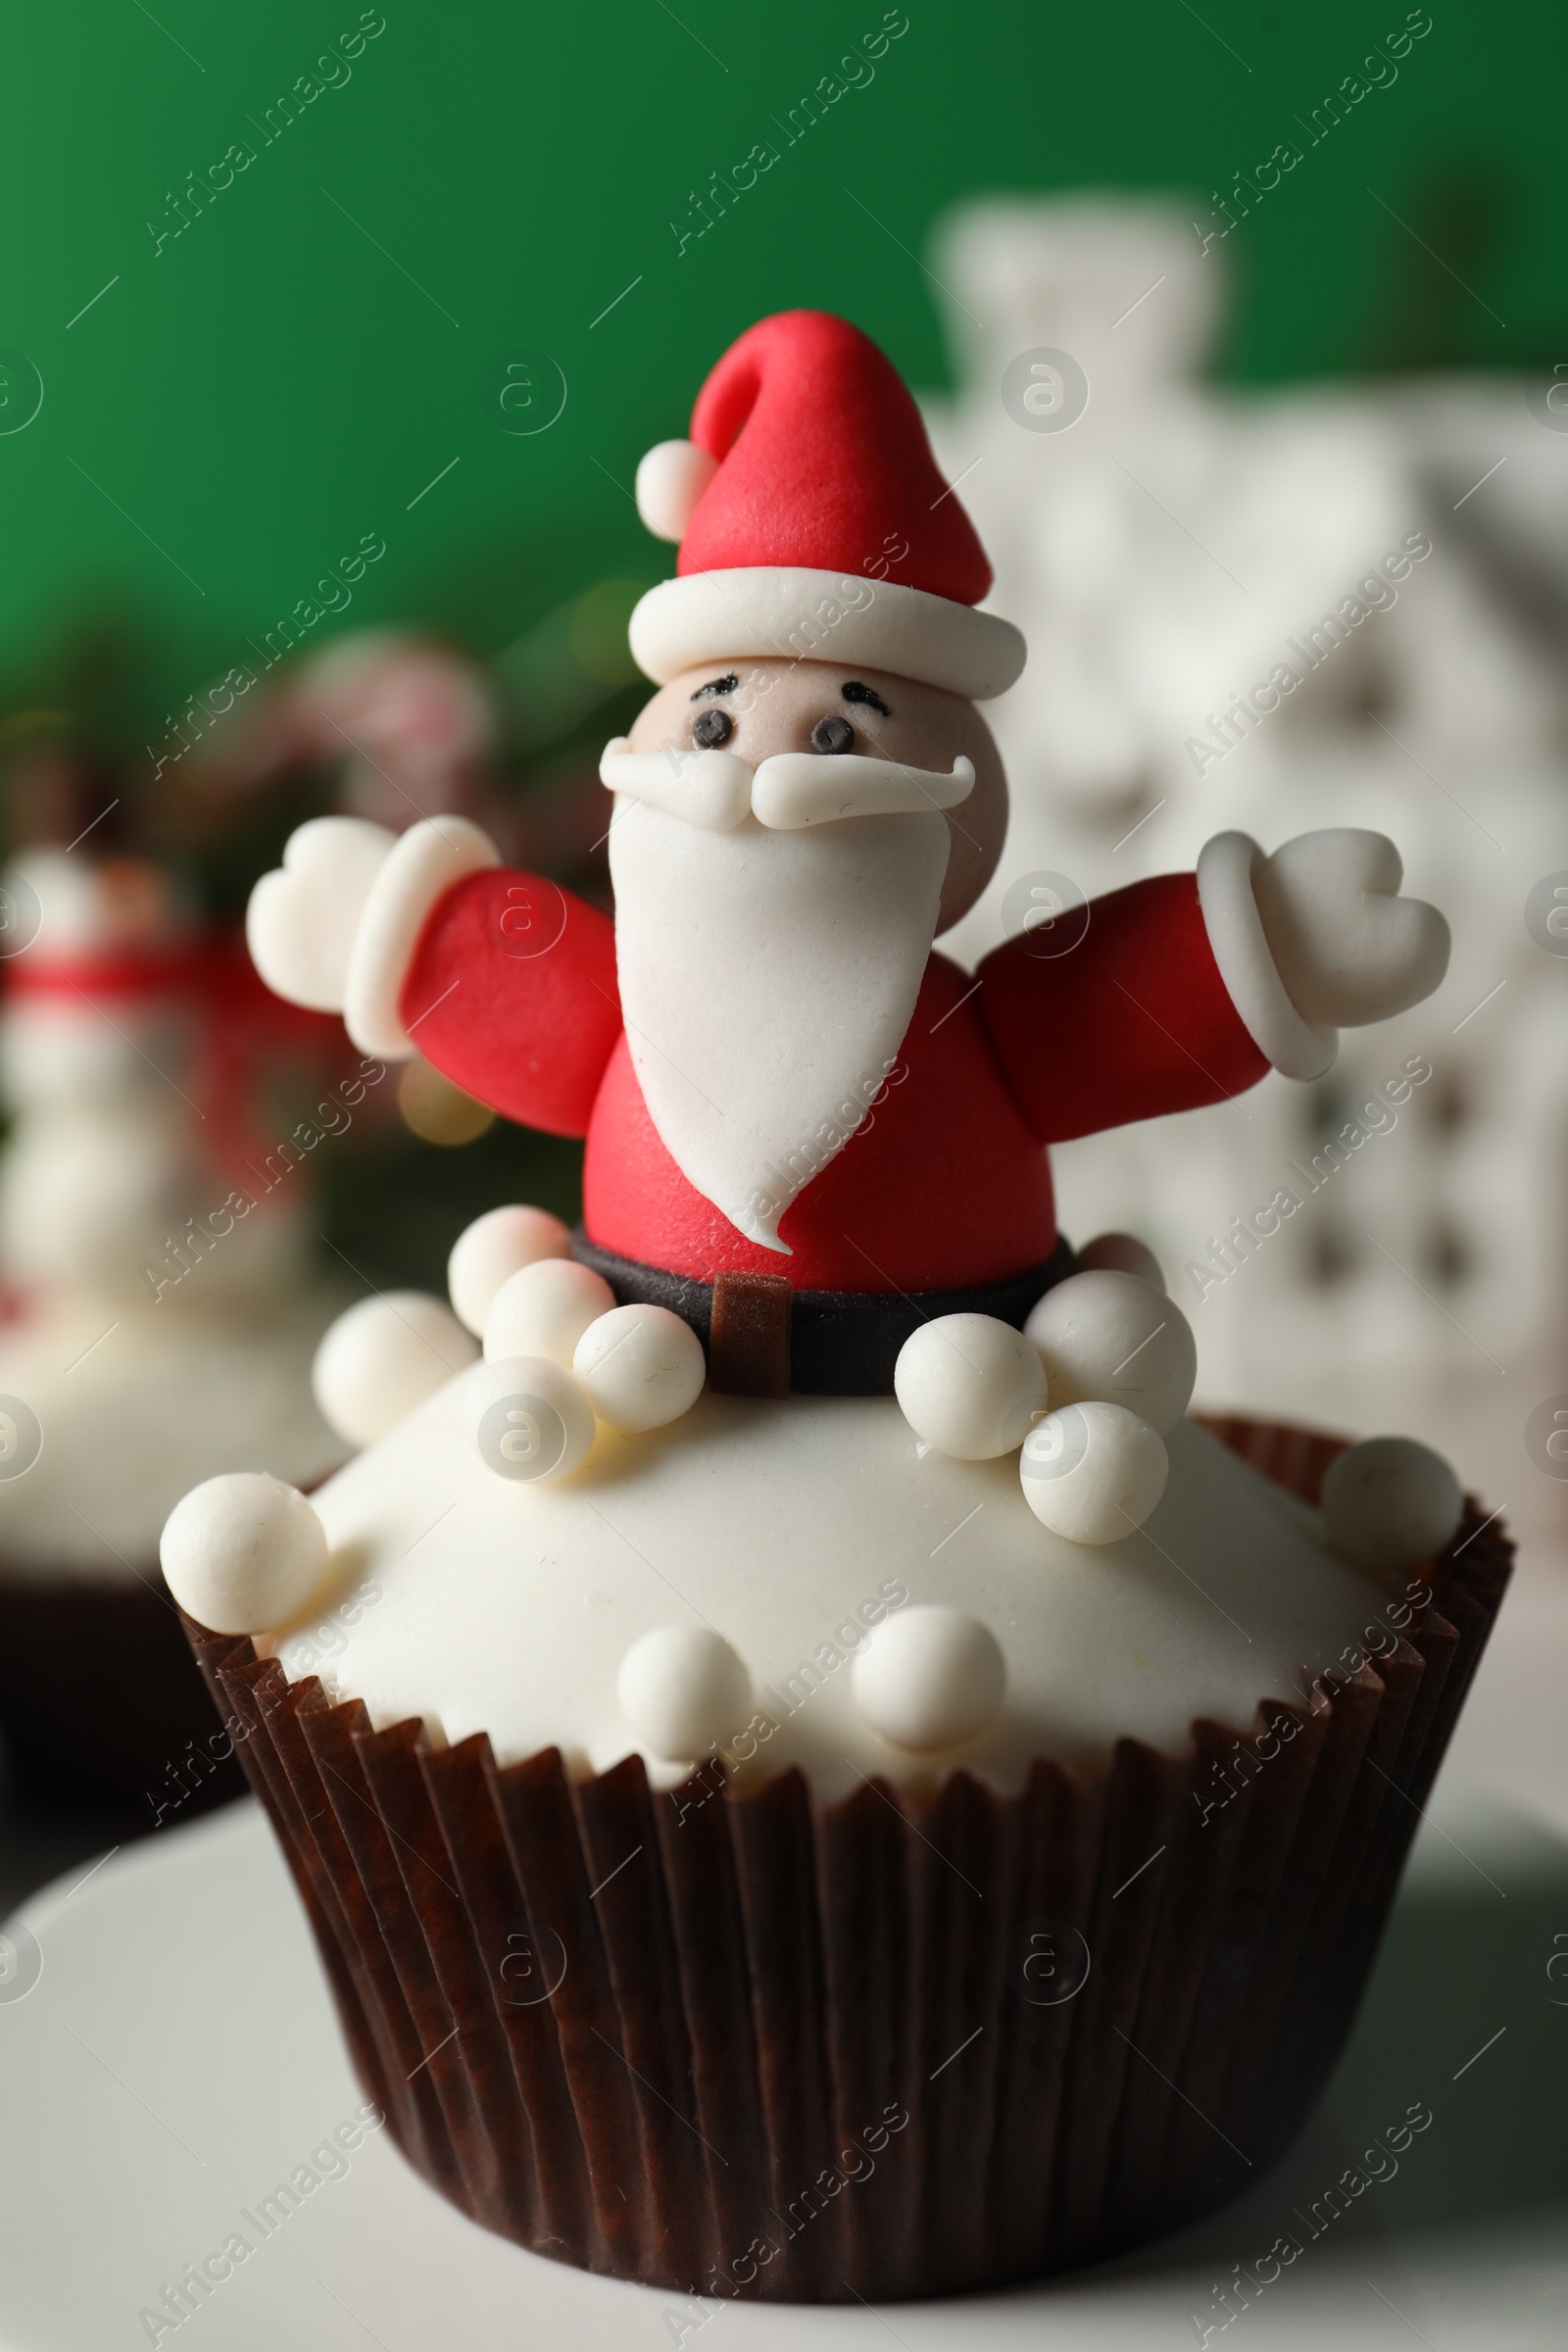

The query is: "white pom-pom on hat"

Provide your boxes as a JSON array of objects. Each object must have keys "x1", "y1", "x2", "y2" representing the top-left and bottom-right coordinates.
[
  {"x1": 1019, "y1": 1401, "x2": 1168, "y2": 1544},
  {"x1": 161, "y1": 1472, "x2": 328, "y2": 1636},
  {"x1": 314, "y1": 1293, "x2": 478, "y2": 1448},
  {"x1": 617, "y1": 1624, "x2": 751, "y2": 1761},
  {"x1": 852, "y1": 1605, "x2": 1005, "y2": 1753},
  {"x1": 1321, "y1": 1437, "x2": 1463, "y2": 1574},
  {"x1": 484, "y1": 1258, "x2": 616, "y2": 1367},
  {"x1": 448, "y1": 1204, "x2": 571, "y2": 1338},
  {"x1": 1025, "y1": 1271, "x2": 1194, "y2": 1436},
  {"x1": 573, "y1": 1303, "x2": 706, "y2": 1432},
  {"x1": 635, "y1": 440, "x2": 719, "y2": 542},
  {"x1": 894, "y1": 1313, "x2": 1049, "y2": 1460}
]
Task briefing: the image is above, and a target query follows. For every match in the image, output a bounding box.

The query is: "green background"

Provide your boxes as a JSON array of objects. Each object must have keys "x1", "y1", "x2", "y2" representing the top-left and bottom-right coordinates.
[{"x1": 0, "y1": 0, "x2": 1556, "y2": 730}]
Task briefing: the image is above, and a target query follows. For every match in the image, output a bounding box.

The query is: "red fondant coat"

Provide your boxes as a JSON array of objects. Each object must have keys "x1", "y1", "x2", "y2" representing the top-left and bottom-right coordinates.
[{"x1": 402, "y1": 867, "x2": 1267, "y2": 1293}]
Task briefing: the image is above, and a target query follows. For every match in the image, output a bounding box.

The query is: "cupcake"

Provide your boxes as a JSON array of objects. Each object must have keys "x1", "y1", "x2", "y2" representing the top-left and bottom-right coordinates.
[
  {"x1": 163, "y1": 311, "x2": 1499, "y2": 2298},
  {"x1": 170, "y1": 1301, "x2": 1508, "y2": 2298}
]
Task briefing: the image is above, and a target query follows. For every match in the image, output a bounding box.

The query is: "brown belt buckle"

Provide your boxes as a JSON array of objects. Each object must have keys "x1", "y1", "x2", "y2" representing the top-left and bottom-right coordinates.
[{"x1": 707, "y1": 1271, "x2": 791, "y2": 1398}]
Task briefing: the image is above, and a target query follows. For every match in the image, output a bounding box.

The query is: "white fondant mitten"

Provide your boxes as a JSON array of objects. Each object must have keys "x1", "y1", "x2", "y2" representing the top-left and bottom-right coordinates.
[
  {"x1": 246, "y1": 813, "x2": 500, "y2": 1058},
  {"x1": 1198, "y1": 829, "x2": 1449, "y2": 1080},
  {"x1": 246, "y1": 816, "x2": 395, "y2": 1013},
  {"x1": 1253, "y1": 829, "x2": 1449, "y2": 1026}
]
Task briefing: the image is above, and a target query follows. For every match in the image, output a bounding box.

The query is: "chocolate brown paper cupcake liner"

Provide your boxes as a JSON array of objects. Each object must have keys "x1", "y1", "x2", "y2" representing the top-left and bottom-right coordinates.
[
  {"x1": 0, "y1": 1567, "x2": 244, "y2": 1820},
  {"x1": 183, "y1": 1417, "x2": 1511, "y2": 2302}
]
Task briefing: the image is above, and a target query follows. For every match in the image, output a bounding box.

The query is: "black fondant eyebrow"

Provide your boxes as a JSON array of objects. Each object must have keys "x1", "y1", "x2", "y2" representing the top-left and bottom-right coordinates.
[
  {"x1": 842, "y1": 680, "x2": 891, "y2": 716},
  {"x1": 690, "y1": 674, "x2": 739, "y2": 701}
]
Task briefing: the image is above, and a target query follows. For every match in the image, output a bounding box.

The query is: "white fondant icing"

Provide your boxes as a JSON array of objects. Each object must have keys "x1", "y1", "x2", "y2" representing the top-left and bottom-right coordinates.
[
  {"x1": 893, "y1": 1313, "x2": 1049, "y2": 1460},
  {"x1": 1196, "y1": 831, "x2": 1336, "y2": 1082},
  {"x1": 634, "y1": 439, "x2": 718, "y2": 542},
  {"x1": 467, "y1": 1355, "x2": 596, "y2": 1484},
  {"x1": 1251, "y1": 828, "x2": 1452, "y2": 1029},
  {"x1": 447, "y1": 1204, "x2": 571, "y2": 1338},
  {"x1": 343, "y1": 815, "x2": 500, "y2": 1059},
  {"x1": 851, "y1": 1605, "x2": 1005, "y2": 1753},
  {"x1": 572, "y1": 1304, "x2": 706, "y2": 1433},
  {"x1": 628, "y1": 568, "x2": 1028, "y2": 702},
  {"x1": 269, "y1": 1382, "x2": 1399, "y2": 1799},
  {"x1": 600, "y1": 740, "x2": 753, "y2": 833},
  {"x1": 313, "y1": 1293, "x2": 477, "y2": 1449},
  {"x1": 608, "y1": 800, "x2": 949, "y2": 1251},
  {"x1": 1320, "y1": 1437, "x2": 1462, "y2": 1575},
  {"x1": 1023, "y1": 1272, "x2": 1195, "y2": 1435},
  {"x1": 750, "y1": 753, "x2": 976, "y2": 830},
  {"x1": 1020, "y1": 1402, "x2": 1169, "y2": 1544},
  {"x1": 483, "y1": 1259, "x2": 616, "y2": 1366},
  {"x1": 245, "y1": 816, "x2": 395, "y2": 1013},
  {"x1": 616, "y1": 1623, "x2": 751, "y2": 1761},
  {"x1": 1075, "y1": 1231, "x2": 1165, "y2": 1293},
  {"x1": 161, "y1": 1471, "x2": 327, "y2": 1636}
]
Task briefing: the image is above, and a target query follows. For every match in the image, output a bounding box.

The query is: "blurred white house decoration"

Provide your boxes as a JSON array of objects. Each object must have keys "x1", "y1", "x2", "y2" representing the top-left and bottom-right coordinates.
[{"x1": 922, "y1": 195, "x2": 1568, "y2": 1526}]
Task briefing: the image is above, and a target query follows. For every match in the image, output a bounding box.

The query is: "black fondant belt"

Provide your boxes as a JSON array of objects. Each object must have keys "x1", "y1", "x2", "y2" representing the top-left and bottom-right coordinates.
[{"x1": 570, "y1": 1227, "x2": 1078, "y2": 1398}]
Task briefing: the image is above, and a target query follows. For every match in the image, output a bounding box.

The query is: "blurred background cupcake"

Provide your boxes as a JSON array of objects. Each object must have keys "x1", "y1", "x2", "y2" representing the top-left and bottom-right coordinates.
[{"x1": 0, "y1": 714, "x2": 348, "y2": 1828}]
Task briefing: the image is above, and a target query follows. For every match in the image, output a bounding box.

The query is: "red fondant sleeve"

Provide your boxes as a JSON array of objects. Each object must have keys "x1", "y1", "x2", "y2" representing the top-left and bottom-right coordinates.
[
  {"x1": 396, "y1": 867, "x2": 621, "y2": 1137},
  {"x1": 977, "y1": 871, "x2": 1269, "y2": 1145}
]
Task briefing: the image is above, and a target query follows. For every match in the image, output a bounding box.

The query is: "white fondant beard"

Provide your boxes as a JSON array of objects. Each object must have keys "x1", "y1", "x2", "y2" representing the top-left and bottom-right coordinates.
[{"x1": 608, "y1": 805, "x2": 950, "y2": 1251}]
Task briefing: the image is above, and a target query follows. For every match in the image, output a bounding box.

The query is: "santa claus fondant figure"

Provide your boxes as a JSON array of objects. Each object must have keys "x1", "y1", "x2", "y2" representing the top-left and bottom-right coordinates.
[{"x1": 248, "y1": 311, "x2": 1448, "y2": 1400}]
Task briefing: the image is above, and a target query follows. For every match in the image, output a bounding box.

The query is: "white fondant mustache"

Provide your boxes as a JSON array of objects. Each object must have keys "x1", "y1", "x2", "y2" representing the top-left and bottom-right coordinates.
[{"x1": 599, "y1": 740, "x2": 975, "y2": 833}]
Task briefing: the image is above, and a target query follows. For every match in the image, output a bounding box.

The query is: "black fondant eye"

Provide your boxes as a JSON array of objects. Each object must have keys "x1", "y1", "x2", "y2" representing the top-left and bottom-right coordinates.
[
  {"x1": 810, "y1": 714, "x2": 855, "y2": 755},
  {"x1": 693, "y1": 707, "x2": 733, "y2": 749}
]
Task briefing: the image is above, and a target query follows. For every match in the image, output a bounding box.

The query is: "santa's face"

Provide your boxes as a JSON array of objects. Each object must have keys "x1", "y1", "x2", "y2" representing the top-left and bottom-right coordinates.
[
  {"x1": 623, "y1": 659, "x2": 1007, "y2": 932},
  {"x1": 606, "y1": 660, "x2": 1009, "y2": 1252}
]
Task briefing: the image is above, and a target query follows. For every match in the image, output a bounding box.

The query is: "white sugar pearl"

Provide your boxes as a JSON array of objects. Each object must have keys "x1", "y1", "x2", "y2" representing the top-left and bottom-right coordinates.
[
  {"x1": 1019, "y1": 1401, "x2": 1168, "y2": 1544},
  {"x1": 893, "y1": 1313, "x2": 1049, "y2": 1460},
  {"x1": 852, "y1": 1606, "x2": 1005, "y2": 1753},
  {"x1": 617, "y1": 1625, "x2": 751, "y2": 1761},
  {"x1": 1024, "y1": 1271, "x2": 1194, "y2": 1435},
  {"x1": 1075, "y1": 1231, "x2": 1165, "y2": 1292},
  {"x1": 573, "y1": 1304, "x2": 706, "y2": 1432},
  {"x1": 161, "y1": 1472, "x2": 328, "y2": 1636},
  {"x1": 313, "y1": 1293, "x2": 477, "y2": 1448},
  {"x1": 467, "y1": 1355, "x2": 596, "y2": 1483},
  {"x1": 484, "y1": 1257, "x2": 616, "y2": 1367},
  {"x1": 1321, "y1": 1438, "x2": 1463, "y2": 1575},
  {"x1": 448, "y1": 1204, "x2": 571, "y2": 1336}
]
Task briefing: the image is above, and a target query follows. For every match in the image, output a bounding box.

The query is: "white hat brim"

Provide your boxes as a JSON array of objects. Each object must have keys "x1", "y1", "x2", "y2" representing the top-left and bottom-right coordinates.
[{"x1": 628, "y1": 567, "x2": 1027, "y2": 702}]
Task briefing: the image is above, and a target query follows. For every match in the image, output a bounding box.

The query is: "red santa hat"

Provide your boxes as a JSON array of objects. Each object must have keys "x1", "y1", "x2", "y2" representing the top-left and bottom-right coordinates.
[{"x1": 629, "y1": 310, "x2": 1025, "y2": 702}]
